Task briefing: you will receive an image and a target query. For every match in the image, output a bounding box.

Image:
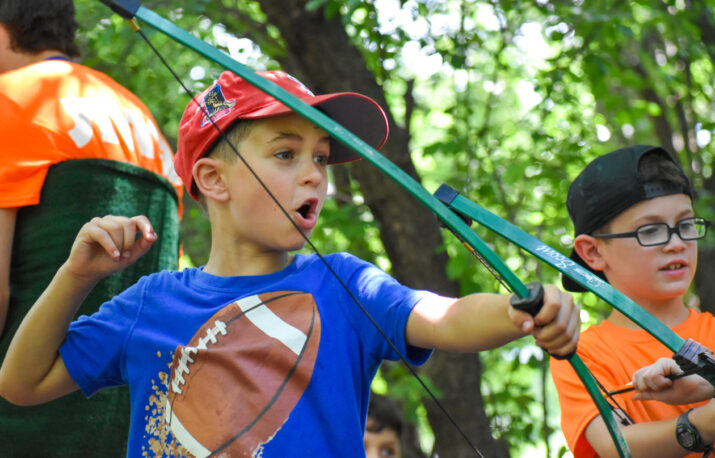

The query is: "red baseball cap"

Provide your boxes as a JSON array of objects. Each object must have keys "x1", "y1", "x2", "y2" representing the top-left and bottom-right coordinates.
[{"x1": 175, "y1": 70, "x2": 389, "y2": 199}]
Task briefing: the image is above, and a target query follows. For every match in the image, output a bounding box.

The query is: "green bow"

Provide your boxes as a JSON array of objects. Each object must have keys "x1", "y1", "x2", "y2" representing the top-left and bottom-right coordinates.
[{"x1": 98, "y1": 2, "x2": 713, "y2": 457}]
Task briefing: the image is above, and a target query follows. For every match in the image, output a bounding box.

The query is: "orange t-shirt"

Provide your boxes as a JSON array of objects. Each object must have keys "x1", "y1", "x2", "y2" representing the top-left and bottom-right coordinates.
[
  {"x1": 550, "y1": 308, "x2": 715, "y2": 457},
  {"x1": 0, "y1": 59, "x2": 183, "y2": 211}
]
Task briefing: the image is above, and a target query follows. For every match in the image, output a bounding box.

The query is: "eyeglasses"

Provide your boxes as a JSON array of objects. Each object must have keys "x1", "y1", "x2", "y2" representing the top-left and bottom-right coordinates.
[{"x1": 591, "y1": 217, "x2": 711, "y2": 247}]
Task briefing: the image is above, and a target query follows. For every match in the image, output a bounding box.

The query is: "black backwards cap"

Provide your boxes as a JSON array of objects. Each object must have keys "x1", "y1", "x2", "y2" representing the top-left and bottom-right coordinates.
[{"x1": 562, "y1": 145, "x2": 694, "y2": 292}]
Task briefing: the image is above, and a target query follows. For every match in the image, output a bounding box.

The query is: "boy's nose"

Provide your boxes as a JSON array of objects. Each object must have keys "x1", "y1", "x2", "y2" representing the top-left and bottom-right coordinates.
[
  {"x1": 663, "y1": 232, "x2": 687, "y2": 251},
  {"x1": 299, "y1": 157, "x2": 324, "y2": 185}
]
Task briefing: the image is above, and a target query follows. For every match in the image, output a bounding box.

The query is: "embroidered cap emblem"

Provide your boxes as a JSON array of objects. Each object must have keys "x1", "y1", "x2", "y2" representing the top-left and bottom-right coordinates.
[{"x1": 198, "y1": 84, "x2": 236, "y2": 127}]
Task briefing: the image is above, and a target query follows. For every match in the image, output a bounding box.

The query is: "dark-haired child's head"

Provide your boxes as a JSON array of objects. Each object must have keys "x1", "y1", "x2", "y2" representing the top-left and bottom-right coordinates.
[
  {"x1": 365, "y1": 393, "x2": 403, "y2": 458},
  {"x1": 0, "y1": 0, "x2": 80, "y2": 58}
]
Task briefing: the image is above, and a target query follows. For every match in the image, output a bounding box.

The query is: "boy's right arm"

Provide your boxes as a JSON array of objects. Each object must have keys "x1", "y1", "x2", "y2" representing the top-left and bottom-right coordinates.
[{"x1": 0, "y1": 215, "x2": 156, "y2": 406}]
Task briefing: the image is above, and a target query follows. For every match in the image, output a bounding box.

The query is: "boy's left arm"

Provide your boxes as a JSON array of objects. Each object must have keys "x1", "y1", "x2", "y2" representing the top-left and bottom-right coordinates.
[{"x1": 405, "y1": 285, "x2": 579, "y2": 356}]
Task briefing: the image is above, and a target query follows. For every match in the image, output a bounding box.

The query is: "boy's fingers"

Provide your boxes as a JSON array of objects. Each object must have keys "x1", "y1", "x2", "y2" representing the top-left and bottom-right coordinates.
[
  {"x1": 534, "y1": 286, "x2": 573, "y2": 326},
  {"x1": 120, "y1": 219, "x2": 138, "y2": 256},
  {"x1": 509, "y1": 308, "x2": 535, "y2": 333},
  {"x1": 128, "y1": 229, "x2": 156, "y2": 260},
  {"x1": 96, "y1": 216, "x2": 129, "y2": 253},
  {"x1": 547, "y1": 338, "x2": 578, "y2": 357},
  {"x1": 80, "y1": 215, "x2": 155, "y2": 262},
  {"x1": 536, "y1": 329, "x2": 577, "y2": 355},
  {"x1": 533, "y1": 292, "x2": 580, "y2": 340},
  {"x1": 97, "y1": 215, "x2": 155, "y2": 256},
  {"x1": 130, "y1": 215, "x2": 156, "y2": 241},
  {"x1": 533, "y1": 296, "x2": 580, "y2": 355},
  {"x1": 82, "y1": 220, "x2": 121, "y2": 259}
]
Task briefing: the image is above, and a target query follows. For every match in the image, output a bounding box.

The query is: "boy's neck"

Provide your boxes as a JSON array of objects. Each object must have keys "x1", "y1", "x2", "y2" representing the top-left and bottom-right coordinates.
[
  {"x1": 606, "y1": 297, "x2": 690, "y2": 329},
  {"x1": 203, "y1": 250, "x2": 294, "y2": 277},
  {"x1": 0, "y1": 48, "x2": 68, "y2": 74}
]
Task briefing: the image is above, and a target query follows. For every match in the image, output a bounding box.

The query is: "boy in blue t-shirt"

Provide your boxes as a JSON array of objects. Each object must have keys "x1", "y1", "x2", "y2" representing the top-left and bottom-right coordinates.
[{"x1": 0, "y1": 70, "x2": 580, "y2": 456}]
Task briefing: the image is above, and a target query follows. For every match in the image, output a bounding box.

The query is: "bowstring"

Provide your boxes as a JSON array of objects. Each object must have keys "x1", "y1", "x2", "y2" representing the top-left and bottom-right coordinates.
[
  {"x1": 132, "y1": 26, "x2": 485, "y2": 458},
  {"x1": 589, "y1": 373, "x2": 636, "y2": 426}
]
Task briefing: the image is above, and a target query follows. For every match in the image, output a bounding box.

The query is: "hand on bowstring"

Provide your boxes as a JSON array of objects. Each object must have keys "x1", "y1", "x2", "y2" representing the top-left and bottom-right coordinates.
[{"x1": 632, "y1": 357, "x2": 714, "y2": 404}]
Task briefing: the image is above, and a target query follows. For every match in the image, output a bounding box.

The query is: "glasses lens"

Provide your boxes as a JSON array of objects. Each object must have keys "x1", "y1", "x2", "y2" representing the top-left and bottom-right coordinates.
[
  {"x1": 636, "y1": 223, "x2": 667, "y2": 246},
  {"x1": 679, "y1": 218, "x2": 707, "y2": 240}
]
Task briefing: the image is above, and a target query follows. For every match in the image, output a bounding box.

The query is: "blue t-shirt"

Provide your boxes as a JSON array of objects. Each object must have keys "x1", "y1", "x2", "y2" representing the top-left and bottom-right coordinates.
[{"x1": 60, "y1": 253, "x2": 432, "y2": 457}]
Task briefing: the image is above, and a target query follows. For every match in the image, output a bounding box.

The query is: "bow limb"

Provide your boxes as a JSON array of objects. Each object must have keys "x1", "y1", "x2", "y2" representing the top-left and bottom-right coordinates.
[
  {"x1": 439, "y1": 184, "x2": 715, "y2": 389},
  {"x1": 436, "y1": 184, "x2": 686, "y2": 353},
  {"x1": 99, "y1": 2, "x2": 631, "y2": 456}
]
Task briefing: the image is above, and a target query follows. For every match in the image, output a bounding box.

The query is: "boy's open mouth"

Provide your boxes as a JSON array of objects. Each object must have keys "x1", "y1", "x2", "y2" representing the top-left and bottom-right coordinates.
[
  {"x1": 295, "y1": 198, "x2": 319, "y2": 222},
  {"x1": 662, "y1": 263, "x2": 685, "y2": 271},
  {"x1": 298, "y1": 202, "x2": 312, "y2": 219}
]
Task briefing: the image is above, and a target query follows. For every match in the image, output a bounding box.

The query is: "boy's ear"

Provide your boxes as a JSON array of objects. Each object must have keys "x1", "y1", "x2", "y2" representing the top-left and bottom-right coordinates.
[
  {"x1": 193, "y1": 157, "x2": 230, "y2": 203},
  {"x1": 573, "y1": 234, "x2": 608, "y2": 272}
]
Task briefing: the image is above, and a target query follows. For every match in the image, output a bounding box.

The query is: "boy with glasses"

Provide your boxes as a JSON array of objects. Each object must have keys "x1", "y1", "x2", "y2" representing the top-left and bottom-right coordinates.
[{"x1": 550, "y1": 145, "x2": 715, "y2": 457}]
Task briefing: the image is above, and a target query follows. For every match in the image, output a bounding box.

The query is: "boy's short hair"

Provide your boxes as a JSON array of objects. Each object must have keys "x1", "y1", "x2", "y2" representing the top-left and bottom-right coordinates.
[
  {"x1": 0, "y1": 0, "x2": 80, "y2": 58},
  {"x1": 562, "y1": 145, "x2": 693, "y2": 292},
  {"x1": 174, "y1": 70, "x2": 390, "y2": 200},
  {"x1": 367, "y1": 393, "x2": 403, "y2": 437},
  {"x1": 205, "y1": 120, "x2": 254, "y2": 164},
  {"x1": 194, "y1": 119, "x2": 255, "y2": 211}
]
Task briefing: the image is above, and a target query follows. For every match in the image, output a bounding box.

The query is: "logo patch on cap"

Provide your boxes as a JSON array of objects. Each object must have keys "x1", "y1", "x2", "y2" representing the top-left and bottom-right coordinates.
[{"x1": 198, "y1": 84, "x2": 236, "y2": 127}]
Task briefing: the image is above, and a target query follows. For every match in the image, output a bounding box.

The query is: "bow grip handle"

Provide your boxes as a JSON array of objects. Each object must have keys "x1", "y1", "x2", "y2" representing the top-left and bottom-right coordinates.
[
  {"x1": 510, "y1": 282, "x2": 574, "y2": 361},
  {"x1": 510, "y1": 282, "x2": 544, "y2": 317}
]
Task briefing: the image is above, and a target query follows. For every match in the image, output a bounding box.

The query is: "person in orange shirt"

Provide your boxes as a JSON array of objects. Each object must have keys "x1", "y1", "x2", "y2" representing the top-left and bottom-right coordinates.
[
  {"x1": 0, "y1": 0, "x2": 182, "y2": 334},
  {"x1": 550, "y1": 145, "x2": 715, "y2": 457},
  {"x1": 0, "y1": 0, "x2": 182, "y2": 454}
]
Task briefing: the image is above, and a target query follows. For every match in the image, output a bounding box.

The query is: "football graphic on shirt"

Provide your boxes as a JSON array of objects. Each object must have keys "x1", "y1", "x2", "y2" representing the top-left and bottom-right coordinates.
[{"x1": 166, "y1": 291, "x2": 321, "y2": 457}]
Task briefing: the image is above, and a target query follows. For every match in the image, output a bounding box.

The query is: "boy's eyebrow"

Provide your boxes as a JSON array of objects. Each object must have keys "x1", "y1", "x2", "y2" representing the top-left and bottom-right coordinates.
[
  {"x1": 635, "y1": 208, "x2": 695, "y2": 225},
  {"x1": 269, "y1": 130, "x2": 331, "y2": 144}
]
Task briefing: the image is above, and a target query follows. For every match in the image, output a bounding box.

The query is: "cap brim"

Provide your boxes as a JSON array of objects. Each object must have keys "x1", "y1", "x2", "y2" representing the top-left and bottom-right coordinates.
[
  {"x1": 241, "y1": 92, "x2": 389, "y2": 164},
  {"x1": 561, "y1": 248, "x2": 608, "y2": 293}
]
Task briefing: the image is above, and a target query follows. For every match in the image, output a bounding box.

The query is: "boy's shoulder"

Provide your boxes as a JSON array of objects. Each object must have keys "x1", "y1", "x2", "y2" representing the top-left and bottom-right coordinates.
[
  {"x1": 318, "y1": 252, "x2": 393, "y2": 280},
  {"x1": 576, "y1": 309, "x2": 715, "y2": 358},
  {"x1": 123, "y1": 268, "x2": 193, "y2": 296},
  {"x1": 298, "y1": 251, "x2": 372, "y2": 271},
  {"x1": 688, "y1": 308, "x2": 715, "y2": 334}
]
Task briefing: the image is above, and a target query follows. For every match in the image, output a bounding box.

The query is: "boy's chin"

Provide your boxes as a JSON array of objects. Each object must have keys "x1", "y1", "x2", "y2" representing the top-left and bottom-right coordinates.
[
  {"x1": 286, "y1": 239, "x2": 310, "y2": 252},
  {"x1": 652, "y1": 284, "x2": 691, "y2": 302}
]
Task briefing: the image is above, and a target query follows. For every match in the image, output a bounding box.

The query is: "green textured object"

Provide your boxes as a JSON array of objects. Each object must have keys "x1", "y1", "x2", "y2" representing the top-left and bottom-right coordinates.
[{"x1": 0, "y1": 159, "x2": 179, "y2": 455}]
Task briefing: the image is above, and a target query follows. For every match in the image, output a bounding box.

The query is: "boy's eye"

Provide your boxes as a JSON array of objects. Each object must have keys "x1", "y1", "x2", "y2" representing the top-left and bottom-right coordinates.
[
  {"x1": 379, "y1": 446, "x2": 397, "y2": 457},
  {"x1": 314, "y1": 154, "x2": 329, "y2": 166},
  {"x1": 275, "y1": 150, "x2": 293, "y2": 160},
  {"x1": 638, "y1": 225, "x2": 662, "y2": 237}
]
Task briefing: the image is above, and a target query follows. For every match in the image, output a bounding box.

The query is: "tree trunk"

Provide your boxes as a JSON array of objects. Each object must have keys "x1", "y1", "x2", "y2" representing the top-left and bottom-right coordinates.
[
  {"x1": 694, "y1": 173, "x2": 715, "y2": 315},
  {"x1": 253, "y1": 1, "x2": 506, "y2": 456},
  {"x1": 687, "y1": 0, "x2": 715, "y2": 315}
]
